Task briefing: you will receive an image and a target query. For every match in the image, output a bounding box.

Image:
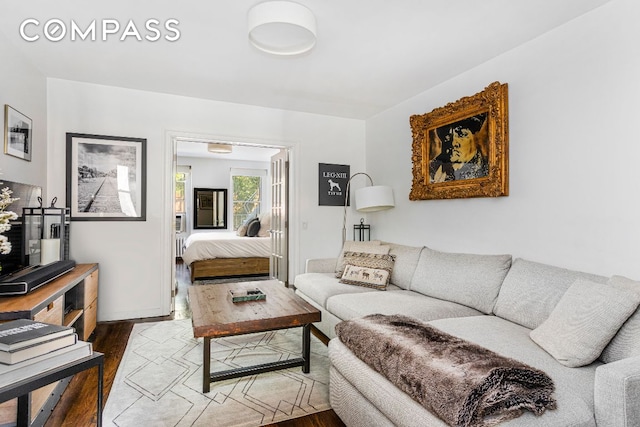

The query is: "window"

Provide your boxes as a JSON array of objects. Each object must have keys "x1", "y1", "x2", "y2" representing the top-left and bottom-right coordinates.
[
  {"x1": 232, "y1": 169, "x2": 267, "y2": 230},
  {"x1": 175, "y1": 167, "x2": 190, "y2": 214}
]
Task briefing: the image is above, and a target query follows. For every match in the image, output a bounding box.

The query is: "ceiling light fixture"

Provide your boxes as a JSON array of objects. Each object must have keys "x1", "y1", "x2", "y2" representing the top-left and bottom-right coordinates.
[
  {"x1": 247, "y1": 1, "x2": 317, "y2": 56},
  {"x1": 207, "y1": 143, "x2": 233, "y2": 154}
]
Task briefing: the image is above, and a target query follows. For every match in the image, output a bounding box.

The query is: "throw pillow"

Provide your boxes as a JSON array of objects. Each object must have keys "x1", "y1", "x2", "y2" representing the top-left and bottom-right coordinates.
[
  {"x1": 335, "y1": 241, "x2": 388, "y2": 278},
  {"x1": 530, "y1": 278, "x2": 640, "y2": 367},
  {"x1": 237, "y1": 213, "x2": 257, "y2": 237},
  {"x1": 257, "y1": 213, "x2": 271, "y2": 237},
  {"x1": 236, "y1": 224, "x2": 248, "y2": 237},
  {"x1": 600, "y1": 275, "x2": 640, "y2": 363},
  {"x1": 409, "y1": 247, "x2": 512, "y2": 314},
  {"x1": 246, "y1": 218, "x2": 261, "y2": 237},
  {"x1": 339, "y1": 252, "x2": 395, "y2": 290}
]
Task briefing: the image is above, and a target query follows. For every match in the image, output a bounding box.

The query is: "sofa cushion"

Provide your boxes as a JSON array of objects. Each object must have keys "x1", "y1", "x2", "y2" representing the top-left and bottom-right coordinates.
[
  {"x1": 530, "y1": 279, "x2": 640, "y2": 367},
  {"x1": 600, "y1": 275, "x2": 640, "y2": 363},
  {"x1": 339, "y1": 252, "x2": 395, "y2": 290},
  {"x1": 409, "y1": 247, "x2": 511, "y2": 314},
  {"x1": 326, "y1": 290, "x2": 482, "y2": 323},
  {"x1": 294, "y1": 272, "x2": 401, "y2": 308},
  {"x1": 384, "y1": 243, "x2": 424, "y2": 290},
  {"x1": 493, "y1": 258, "x2": 608, "y2": 329}
]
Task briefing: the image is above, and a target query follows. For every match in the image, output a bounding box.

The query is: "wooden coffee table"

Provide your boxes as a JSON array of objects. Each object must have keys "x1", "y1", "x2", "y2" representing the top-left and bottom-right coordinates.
[{"x1": 188, "y1": 279, "x2": 321, "y2": 393}]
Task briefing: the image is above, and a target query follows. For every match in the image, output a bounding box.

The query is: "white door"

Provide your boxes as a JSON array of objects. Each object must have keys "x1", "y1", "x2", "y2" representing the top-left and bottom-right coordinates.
[{"x1": 270, "y1": 150, "x2": 289, "y2": 286}]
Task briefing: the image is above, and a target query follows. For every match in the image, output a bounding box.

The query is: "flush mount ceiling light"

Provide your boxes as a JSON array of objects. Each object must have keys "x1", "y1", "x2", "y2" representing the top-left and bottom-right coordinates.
[
  {"x1": 207, "y1": 143, "x2": 233, "y2": 154},
  {"x1": 248, "y1": 1, "x2": 317, "y2": 56}
]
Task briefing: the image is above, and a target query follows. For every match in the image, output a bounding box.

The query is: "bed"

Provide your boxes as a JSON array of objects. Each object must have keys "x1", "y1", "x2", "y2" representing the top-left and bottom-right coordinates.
[{"x1": 181, "y1": 231, "x2": 271, "y2": 282}]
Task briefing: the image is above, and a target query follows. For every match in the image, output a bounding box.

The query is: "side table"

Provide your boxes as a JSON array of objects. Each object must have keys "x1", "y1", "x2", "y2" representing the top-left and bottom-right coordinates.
[{"x1": 0, "y1": 352, "x2": 104, "y2": 427}]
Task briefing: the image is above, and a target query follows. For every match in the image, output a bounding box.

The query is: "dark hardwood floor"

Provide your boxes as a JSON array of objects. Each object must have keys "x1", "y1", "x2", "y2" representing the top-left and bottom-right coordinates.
[{"x1": 44, "y1": 261, "x2": 345, "y2": 427}]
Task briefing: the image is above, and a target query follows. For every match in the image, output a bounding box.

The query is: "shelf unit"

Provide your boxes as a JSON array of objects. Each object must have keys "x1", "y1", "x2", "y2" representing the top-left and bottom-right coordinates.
[{"x1": 0, "y1": 263, "x2": 99, "y2": 426}]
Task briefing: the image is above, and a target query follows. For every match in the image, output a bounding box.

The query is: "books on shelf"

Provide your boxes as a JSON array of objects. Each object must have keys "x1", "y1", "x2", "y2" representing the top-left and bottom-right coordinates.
[
  {"x1": 0, "y1": 319, "x2": 75, "y2": 352},
  {"x1": 0, "y1": 340, "x2": 93, "y2": 388},
  {"x1": 0, "y1": 333, "x2": 78, "y2": 365}
]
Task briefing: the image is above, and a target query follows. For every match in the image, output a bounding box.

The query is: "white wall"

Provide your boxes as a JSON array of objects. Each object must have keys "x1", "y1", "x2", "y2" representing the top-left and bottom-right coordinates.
[
  {"x1": 47, "y1": 79, "x2": 365, "y2": 321},
  {"x1": 177, "y1": 156, "x2": 270, "y2": 234},
  {"x1": 0, "y1": 31, "x2": 47, "y2": 189},
  {"x1": 366, "y1": 0, "x2": 640, "y2": 279}
]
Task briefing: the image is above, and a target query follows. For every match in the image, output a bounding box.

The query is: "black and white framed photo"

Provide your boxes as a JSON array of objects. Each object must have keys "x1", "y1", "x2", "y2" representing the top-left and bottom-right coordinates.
[
  {"x1": 319, "y1": 163, "x2": 350, "y2": 206},
  {"x1": 66, "y1": 133, "x2": 147, "y2": 221},
  {"x1": 4, "y1": 105, "x2": 33, "y2": 161}
]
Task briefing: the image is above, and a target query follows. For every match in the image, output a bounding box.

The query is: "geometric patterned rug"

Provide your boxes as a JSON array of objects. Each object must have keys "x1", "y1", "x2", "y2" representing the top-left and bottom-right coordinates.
[{"x1": 102, "y1": 319, "x2": 330, "y2": 426}]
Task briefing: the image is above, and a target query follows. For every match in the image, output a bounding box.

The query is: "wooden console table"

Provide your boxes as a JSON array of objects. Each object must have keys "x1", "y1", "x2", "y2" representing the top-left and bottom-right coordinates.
[{"x1": 0, "y1": 263, "x2": 99, "y2": 426}]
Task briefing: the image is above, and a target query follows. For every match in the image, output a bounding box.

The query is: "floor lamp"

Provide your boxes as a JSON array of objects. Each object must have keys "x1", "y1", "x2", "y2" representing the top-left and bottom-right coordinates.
[{"x1": 342, "y1": 173, "x2": 395, "y2": 244}]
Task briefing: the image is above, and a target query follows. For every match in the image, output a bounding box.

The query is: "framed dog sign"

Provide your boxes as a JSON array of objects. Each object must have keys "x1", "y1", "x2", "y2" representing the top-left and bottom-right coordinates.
[{"x1": 319, "y1": 163, "x2": 350, "y2": 206}]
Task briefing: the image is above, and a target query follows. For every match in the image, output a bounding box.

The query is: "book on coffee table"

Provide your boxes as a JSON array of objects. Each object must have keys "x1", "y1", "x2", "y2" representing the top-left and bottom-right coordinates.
[{"x1": 0, "y1": 319, "x2": 75, "y2": 352}]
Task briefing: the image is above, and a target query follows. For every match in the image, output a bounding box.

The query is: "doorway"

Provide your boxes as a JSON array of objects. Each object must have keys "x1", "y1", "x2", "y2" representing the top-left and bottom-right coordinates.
[{"x1": 168, "y1": 134, "x2": 293, "y2": 315}]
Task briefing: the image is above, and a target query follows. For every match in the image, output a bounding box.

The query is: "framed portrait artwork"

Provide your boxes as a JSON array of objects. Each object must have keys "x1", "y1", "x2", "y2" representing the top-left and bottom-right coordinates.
[
  {"x1": 409, "y1": 82, "x2": 509, "y2": 200},
  {"x1": 66, "y1": 133, "x2": 147, "y2": 221},
  {"x1": 4, "y1": 105, "x2": 33, "y2": 161}
]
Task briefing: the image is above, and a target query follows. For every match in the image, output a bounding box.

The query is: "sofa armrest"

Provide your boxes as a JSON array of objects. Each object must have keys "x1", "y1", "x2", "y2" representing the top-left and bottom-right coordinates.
[
  {"x1": 305, "y1": 258, "x2": 337, "y2": 274},
  {"x1": 594, "y1": 355, "x2": 640, "y2": 426}
]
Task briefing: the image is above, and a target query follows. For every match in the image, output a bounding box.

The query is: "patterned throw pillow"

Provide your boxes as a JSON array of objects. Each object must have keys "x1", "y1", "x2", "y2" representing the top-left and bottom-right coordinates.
[
  {"x1": 339, "y1": 252, "x2": 395, "y2": 290},
  {"x1": 335, "y1": 242, "x2": 390, "y2": 278}
]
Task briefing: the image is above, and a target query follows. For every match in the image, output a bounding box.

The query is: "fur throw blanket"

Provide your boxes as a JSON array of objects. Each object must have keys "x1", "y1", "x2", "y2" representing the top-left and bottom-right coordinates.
[{"x1": 335, "y1": 314, "x2": 556, "y2": 427}]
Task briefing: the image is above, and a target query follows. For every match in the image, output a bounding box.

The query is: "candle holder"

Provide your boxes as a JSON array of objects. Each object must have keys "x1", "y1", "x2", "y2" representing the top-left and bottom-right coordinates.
[
  {"x1": 353, "y1": 218, "x2": 371, "y2": 242},
  {"x1": 22, "y1": 199, "x2": 70, "y2": 267}
]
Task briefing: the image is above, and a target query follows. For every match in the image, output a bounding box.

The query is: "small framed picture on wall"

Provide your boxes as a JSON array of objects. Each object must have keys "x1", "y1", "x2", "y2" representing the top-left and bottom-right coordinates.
[
  {"x1": 4, "y1": 105, "x2": 33, "y2": 161},
  {"x1": 319, "y1": 163, "x2": 350, "y2": 206}
]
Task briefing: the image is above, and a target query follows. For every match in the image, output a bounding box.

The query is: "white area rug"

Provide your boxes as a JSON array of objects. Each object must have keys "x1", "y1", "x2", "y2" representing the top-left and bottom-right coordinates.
[{"x1": 103, "y1": 319, "x2": 330, "y2": 426}]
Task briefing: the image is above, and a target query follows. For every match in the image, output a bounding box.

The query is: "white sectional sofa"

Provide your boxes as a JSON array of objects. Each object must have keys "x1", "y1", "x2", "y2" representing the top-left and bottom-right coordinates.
[{"x1": 293, "y1": 241, "x2": 640, "y2": 426}]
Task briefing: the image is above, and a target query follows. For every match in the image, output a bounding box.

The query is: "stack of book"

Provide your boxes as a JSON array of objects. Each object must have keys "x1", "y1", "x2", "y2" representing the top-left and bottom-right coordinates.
[{"x1": 0, "y1": 319, "x2": 93, "y2": 388}]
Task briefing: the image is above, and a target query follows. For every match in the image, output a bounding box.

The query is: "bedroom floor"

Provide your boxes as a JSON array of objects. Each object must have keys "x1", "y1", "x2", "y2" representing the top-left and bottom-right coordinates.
[{"x1": 174, "y1": 259, "x2": 192, "y2": 320}]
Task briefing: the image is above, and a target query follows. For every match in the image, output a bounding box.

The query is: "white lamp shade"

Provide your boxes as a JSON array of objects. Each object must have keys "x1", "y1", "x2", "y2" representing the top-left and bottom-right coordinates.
[
  {"x1": 248, "y1": 1, "x2": 317, "y2": 56},
  {"x1": 355, "y1": 185, "x2": 395, "y2": 212}
]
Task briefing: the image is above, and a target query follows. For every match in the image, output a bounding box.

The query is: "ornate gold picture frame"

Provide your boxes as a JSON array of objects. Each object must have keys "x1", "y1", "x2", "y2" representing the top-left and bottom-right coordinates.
[{"x1": 410, "y1": 82, "x2": 509, "y2": 200}]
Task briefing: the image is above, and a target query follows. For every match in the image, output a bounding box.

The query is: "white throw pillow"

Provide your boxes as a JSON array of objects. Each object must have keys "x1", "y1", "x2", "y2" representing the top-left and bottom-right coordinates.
[
  {"x1": 257, "y1": 213, "x2": 271, "y2": 237},
  {"x1": 530, "y1": 278, "x2": 640, "y2": 367}
]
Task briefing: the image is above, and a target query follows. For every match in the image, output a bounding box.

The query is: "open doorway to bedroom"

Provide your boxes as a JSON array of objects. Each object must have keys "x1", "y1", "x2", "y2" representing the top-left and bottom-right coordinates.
[{"x1": 170, "y1": 137, "x2": 290, "y2": 317}]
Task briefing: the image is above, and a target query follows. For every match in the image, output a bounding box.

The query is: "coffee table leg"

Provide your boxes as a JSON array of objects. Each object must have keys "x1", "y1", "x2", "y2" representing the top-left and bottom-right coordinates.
[
  {"x1": 302, "y1": 324, "x2": 311, "y2": 373},
  {"x1": 203, "y1": 337, "x2": 211, "y2": 393}
]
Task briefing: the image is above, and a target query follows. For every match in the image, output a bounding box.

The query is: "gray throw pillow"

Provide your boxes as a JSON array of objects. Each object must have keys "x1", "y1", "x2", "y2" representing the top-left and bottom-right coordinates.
[
  {"x1": 530, "y1": 278, "x2": 640, "y2": 367},
  {"x1": 600, "y1": 275, "x2": 640, "y2": 363},
  {"x1": 246, "y1": 218, "x2": 261, "y2": 237}
]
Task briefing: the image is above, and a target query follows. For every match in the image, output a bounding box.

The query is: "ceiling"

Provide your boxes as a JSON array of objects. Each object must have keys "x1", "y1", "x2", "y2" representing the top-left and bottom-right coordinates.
[
  {"x1": 1, "y1": 0, "x2": 610, "y2": 120},
  {"x1": 176, "y1": 140, "x2": 281, "y2": 162}
]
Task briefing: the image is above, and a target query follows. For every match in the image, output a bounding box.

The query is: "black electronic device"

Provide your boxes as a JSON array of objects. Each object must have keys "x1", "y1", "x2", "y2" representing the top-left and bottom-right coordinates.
[{"x1": 0, "y1": 260, "x2": 76, "y2": 296}]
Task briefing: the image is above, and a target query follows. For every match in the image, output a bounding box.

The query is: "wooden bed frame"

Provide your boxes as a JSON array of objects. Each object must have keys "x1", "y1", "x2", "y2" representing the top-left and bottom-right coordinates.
[{"x1": 189, "y1": 257, "x2": 270, "y2": 282}]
